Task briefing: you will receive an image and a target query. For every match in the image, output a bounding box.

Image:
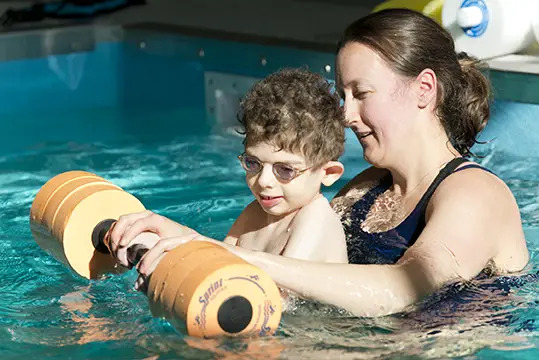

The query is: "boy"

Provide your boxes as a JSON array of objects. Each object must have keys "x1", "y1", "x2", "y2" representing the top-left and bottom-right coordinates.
[
  {"x1": 223, "y1": 68, "x2": 347, "y2": 263},
  {"x1": 109, "y1": 69, "x2": 348, "y2": 279}
]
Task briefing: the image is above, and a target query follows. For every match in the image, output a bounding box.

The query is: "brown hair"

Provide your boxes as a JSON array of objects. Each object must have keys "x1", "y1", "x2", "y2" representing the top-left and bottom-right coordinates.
[
  {"x1": 238, "y1": 68, "x2": 345, "y2": 166},
  {"x1": 338, "y1": 9, "x2": 491, "y2": 156}
]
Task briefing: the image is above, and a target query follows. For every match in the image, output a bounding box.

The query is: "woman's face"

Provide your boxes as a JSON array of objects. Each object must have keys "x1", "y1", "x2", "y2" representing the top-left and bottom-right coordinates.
[{"x1": 336, "y1": 42, "x2": 418, "y2": 167}]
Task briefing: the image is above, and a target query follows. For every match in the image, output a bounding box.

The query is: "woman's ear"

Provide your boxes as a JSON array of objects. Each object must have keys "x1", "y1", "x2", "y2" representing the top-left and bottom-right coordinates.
[
  {"x1": 416, "y1": 68, "x2": 437, "y2": 109},
  {"x1": 321, "y1": 161, "x2": 345, "y2": 186}
]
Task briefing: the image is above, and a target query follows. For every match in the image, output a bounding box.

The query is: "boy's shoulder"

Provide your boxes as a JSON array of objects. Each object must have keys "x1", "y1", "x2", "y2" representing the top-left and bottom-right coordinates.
[
  {"x1": 297, "y1": 194, "x2": 334, "y2": 215},
  {"x1": 228, "y1": 200, "x2": 265, "y2": 234},
  {"x1": 292, "y1": 194, "x2": 341, "y2": 229},
  {"x1": 285, "y1": 194, "x2": 348, "y2": 263}
]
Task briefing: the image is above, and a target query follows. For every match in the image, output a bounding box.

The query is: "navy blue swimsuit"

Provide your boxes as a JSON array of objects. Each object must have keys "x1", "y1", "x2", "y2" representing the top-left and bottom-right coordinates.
[
  {"x1": 342, "y1": 158, "x2": 537, "y2": 331},
  {"x1": 343, "y1": 157, "x2": 491, "y2": 265}
]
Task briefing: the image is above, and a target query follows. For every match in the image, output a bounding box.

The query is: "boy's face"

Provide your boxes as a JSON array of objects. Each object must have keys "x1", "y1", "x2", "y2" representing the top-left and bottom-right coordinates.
[{"x1": 242, "y1": 142, "x2": 326, "y2": 217}]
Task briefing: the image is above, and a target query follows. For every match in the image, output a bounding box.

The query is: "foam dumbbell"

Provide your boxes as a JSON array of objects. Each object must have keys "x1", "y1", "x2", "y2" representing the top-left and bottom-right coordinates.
[{"x1": 30, "y1": 171, "x2": 282, "y2": 337}]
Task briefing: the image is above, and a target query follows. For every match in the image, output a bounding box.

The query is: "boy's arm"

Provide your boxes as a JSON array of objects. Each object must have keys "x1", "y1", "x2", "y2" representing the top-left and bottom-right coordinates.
[
  {"x1": 223, "y1": 200, "x2": 260, "y2": 245},
  {"x1": 281, "y1": 199, "x2": 347, "y2": 263}
]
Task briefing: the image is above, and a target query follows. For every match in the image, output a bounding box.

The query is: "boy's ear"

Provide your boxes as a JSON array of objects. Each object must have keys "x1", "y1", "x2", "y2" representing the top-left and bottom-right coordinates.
[{"x1": 321, "y1": 161, "x2": 344, "y2": 186}]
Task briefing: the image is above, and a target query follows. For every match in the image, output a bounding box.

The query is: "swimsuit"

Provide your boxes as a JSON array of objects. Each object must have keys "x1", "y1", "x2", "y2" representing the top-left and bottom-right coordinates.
[
  {"x1": 342, "y1": 158, "x2": 537, "y2": 331},
  {"x1": 343, "y1": 157, "x2": 493, "y2": 265}
]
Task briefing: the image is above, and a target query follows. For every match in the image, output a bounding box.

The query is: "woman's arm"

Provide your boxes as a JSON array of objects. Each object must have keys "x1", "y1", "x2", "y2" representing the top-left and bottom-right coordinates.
[
  {"x1": 135, "y1": 232, "x2": 424, "y2": 316},
  {"x1": 136, "y1": 168, "x2": 528, "y2": 316},
  {"x1": 218, "y1": 169, "x2": 526, "y2": 316},
  {"x1": 221, "y1": 245, "x2": 422, "y2": 316}
]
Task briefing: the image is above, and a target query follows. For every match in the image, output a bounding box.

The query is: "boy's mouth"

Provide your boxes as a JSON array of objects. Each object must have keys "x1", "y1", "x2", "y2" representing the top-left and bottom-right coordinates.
[
  {"x1": 261, "y1": 195, "x2": 280, "y2": 199},
  {"x1": 259, "y1": 194, "x2": 283, "y2": 208}
]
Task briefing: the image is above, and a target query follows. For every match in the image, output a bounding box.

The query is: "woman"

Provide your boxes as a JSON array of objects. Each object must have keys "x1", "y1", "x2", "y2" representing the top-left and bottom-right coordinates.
[{"x1": 108, "y1": 9, "x2": 529, "y2": 317}]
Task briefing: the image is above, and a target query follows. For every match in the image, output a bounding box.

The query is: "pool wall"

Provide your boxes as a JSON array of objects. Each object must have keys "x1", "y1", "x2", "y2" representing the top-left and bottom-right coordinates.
[{"x1": 0, "y1": 24, "x2": 537, "y2": 157}]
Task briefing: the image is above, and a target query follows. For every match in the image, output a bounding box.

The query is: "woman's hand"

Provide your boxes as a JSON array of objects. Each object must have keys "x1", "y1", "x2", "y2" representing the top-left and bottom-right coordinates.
[
  {"x1": 134, "y1": 232, "x2": 203, "y2": 291},
  {"x1": 105, "y1": 210, "x2": 196, "y2": 267}
]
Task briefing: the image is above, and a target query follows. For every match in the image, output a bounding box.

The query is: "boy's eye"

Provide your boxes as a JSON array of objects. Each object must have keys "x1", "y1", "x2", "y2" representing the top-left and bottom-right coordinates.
[
  {"x1": 243, "y1": 157, "x2": 261, "y2": 172},
  {"x1": 274, "y1": 164, "x2": 297, "y2": 181}
]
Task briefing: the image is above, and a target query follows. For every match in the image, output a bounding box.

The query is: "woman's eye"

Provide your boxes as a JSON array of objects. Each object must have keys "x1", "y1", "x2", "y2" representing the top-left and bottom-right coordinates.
[{"x1": 353, "y1": 91, "x2": 367, "y2": 100}]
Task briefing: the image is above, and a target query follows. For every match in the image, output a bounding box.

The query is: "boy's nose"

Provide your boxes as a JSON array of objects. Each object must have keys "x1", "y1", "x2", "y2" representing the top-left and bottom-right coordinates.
[{"x1": 256, "y1": 165, "x2": 276, "y2": 188}]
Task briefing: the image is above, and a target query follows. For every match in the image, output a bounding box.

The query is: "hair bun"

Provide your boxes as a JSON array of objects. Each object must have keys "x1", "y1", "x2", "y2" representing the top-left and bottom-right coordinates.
[{"x1": 457, "y1": 51, "x2": 470, "y2": 60}]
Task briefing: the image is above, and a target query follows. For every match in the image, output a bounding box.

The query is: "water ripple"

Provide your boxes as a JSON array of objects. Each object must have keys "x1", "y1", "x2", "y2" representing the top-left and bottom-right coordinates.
[{"x1": 0, "y1": 136, "x2": 537, "y2": 359}]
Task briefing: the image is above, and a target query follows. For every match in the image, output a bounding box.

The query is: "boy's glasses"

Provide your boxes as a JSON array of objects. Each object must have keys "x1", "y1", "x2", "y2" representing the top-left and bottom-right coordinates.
[{"x1": 238, "y1": 154, "x2": 311, "y2": 182}]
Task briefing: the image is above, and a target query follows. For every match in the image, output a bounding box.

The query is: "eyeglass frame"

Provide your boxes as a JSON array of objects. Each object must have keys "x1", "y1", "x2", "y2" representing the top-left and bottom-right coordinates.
[{"x1": 237, "y1": 153, "x2": 313, "y2": 182}]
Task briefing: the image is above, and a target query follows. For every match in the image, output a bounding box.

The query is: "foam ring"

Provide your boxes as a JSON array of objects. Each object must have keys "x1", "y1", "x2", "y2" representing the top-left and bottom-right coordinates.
[
  {"x1": 51, "y1": 183, "x2": 120, "y2": 241},
  {"x1": 42, "y1": 178, "x2": 119, "y2": 231},
  {"x1": 60, "y1": 189, "x2": 146, "y2": 279},
  {"x1": 31, "y1": 178, "x2": 118, "y2": 269},
  {"x1": 147, "y1": 241, "x2": 222, "y2": 316},
  {"x1": 169, "y1": 254, "x2": 248, "y2": 318},
  {"x1": 157, "y1": 250, "x2": 243, "y2": 318},
  {"x1": 178, "y1": 262, "x2": 282, "y2": 338},
  {"x1": 30, "y1": 171, "x2": 102, "y2": 223},
  {"x1": 31, "y1": 221, "x2": 70, "y2": 267},
  {"x1": 148, "y1": 243, "x2": 234, "y2": 317},
  {"x1": 147, "y1": 241, "x2": 220, "y2": 306},
  {"x1": 30, "y1": 171, "x2": 115, "y2": 225}
]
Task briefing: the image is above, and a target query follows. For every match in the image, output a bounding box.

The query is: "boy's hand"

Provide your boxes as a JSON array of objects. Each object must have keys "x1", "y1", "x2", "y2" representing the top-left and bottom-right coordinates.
[
  {"x1": 134, "y1": 232, "x2": 201, "y2": 291},
  {"x1": 105, "y1": 210, "x2": 195, "y2": 267}
]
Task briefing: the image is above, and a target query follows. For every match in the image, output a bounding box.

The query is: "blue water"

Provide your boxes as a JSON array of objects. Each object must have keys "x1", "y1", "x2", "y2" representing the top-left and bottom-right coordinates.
[
  {"x1": 0, "y1": 31, "x2": 537, "y2": 359},
  {"x1": 0, "y1": 119, "x2": 537, "y2": 359}
]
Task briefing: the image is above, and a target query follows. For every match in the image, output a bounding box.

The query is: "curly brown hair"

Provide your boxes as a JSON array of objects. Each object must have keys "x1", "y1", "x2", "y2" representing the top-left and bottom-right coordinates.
[{"x1": 238, "y1": 68, "x2": 345, "y2": 167}]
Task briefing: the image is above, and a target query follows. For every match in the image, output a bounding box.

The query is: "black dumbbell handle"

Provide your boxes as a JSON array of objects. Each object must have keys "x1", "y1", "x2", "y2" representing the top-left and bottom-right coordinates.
[{"x1": 92, "y1": 218, "x2": 149, "y2": 268}]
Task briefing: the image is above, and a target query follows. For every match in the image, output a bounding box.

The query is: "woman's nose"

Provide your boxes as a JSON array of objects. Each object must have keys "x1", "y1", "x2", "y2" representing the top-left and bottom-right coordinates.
[
  {"x1": 343, "y1": 99, "x2": 359, "y2": 126},
  {"x1": 256, "y1": 164, "x2": 276, "y2": 188}
]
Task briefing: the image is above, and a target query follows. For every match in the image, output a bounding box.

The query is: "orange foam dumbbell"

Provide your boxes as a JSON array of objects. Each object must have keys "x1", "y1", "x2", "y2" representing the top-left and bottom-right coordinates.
[{"x1": 30, "y1": 171, "x2": 282, "y2": 338}]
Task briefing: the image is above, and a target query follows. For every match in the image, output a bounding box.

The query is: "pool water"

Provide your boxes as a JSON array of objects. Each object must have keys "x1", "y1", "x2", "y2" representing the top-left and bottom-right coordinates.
[
  {"x1": 0, "y1": 110, "x2": 537, "y2": 358},
  {"x1": 0, "y1": 25, "x2": 537, "y2": 359}
]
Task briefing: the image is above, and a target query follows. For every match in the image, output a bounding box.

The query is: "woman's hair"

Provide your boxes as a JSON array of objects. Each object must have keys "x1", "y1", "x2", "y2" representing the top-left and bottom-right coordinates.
[
  {"x1": 238, "y1": 68, "x2": 345, "y2": 167},
  {"x1": 338, "y1": 9, "x2": 491, "y2": 156}
]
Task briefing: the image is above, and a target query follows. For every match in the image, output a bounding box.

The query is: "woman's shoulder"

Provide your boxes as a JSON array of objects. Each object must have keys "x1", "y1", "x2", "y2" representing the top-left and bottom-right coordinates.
[
  {"x1": 422, "y1": 160, "x2": 528, "y2": 274},
  {"x1": 436, "y1": 161, "x2": 509, "y2": 200},
  {"x1": 429, "y1": 161, "x2": 513, "y2": 214},
  {"x1": 434, "y1": 161, "x2": 523, "y2": 232}
]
